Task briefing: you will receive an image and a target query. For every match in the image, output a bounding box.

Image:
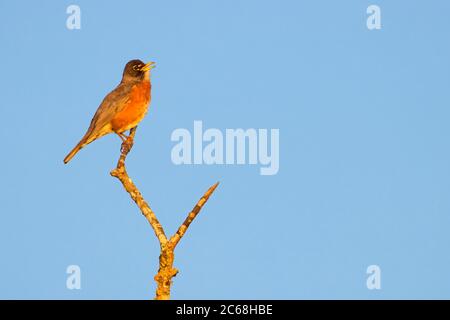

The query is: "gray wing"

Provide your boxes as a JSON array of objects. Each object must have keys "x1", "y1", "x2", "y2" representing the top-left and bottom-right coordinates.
[{"x1": 85, "y1": 82, "x2": 134, "y2": 137}]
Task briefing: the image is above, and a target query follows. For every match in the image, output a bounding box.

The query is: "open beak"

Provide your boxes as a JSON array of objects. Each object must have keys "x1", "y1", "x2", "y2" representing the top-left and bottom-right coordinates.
[{"x1": 141, "y1": 61, "x2": 156, "y2": 72}]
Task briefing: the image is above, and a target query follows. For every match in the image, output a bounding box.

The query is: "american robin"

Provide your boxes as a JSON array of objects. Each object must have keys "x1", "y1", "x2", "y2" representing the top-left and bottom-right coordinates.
[{"x1": 64, "y1": 59, "x2": 155, "y2": 164}]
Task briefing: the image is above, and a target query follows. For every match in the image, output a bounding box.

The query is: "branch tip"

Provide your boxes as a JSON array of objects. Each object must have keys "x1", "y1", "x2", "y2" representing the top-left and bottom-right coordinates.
[{"x1": 205, "y1": 181, "x2": 220, "y2": 197}]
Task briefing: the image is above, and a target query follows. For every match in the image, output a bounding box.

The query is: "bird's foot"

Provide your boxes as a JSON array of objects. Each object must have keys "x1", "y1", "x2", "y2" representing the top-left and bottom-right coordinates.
[{"x1": 121, "y1": 136, "x2": 134, "y2": 154}]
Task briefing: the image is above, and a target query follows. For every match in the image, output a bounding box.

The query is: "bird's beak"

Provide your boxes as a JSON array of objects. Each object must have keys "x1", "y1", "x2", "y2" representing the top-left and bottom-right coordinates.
[{"x1": 141, "y1": 61, "x2": 156, "y2": 72}]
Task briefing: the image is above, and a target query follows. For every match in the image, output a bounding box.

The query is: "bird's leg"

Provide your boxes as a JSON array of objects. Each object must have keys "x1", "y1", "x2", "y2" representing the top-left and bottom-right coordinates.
[
  {"x1": 125, "y1": 128, "x2": 136, "y2": 150},
  {"x1": 118, "y1": 128, "x2": 136, "y2": 154},
  {"x1": 116, "y1": 132, "x2": 130, "y2": 153},
  {"x1": 116, "y1": 132, "x2": 128, "y2": 142}
]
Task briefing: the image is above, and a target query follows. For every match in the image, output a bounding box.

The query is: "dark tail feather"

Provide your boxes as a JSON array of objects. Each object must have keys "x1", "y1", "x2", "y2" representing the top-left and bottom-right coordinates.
[
  {"x1": 64, "y1": 130, "x2": 95, "y2": 164},
  {"x1": 63, "y1": 139, "x2": 86, "y2": 164}
]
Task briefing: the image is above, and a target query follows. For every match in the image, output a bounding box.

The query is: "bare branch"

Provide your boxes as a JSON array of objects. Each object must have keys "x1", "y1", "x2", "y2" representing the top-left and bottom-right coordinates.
[
  {"x1": 110, "y1": 127, "x2": 168, "y2": 246},
  {"x1": 109, "y1": 126, "x2": 219, "y2": 299},
  {"x1": 169, "y1": 182, "x2": 220, "y2": 248}
]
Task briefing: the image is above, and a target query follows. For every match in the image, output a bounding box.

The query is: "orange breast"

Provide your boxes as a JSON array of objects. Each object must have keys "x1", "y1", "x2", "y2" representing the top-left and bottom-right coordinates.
[{"x1": 111, "y1": 81, "x2": 151, "y2": 133}]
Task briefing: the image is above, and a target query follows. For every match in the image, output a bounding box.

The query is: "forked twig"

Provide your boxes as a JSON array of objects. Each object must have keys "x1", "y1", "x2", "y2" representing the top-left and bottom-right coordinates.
[{"x1": 110, "y1": 126, "x2": 219, "y2": 299}]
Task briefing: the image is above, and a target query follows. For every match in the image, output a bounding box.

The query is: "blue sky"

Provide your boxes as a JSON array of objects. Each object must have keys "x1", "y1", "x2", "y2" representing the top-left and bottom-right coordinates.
[{"x1": 1, "y1": 0, "x2": 450, "y2": 299}]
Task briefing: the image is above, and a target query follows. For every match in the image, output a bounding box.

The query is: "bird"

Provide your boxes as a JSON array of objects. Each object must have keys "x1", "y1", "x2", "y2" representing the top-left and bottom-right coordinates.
[{"x1": 64, "y1": 59, "x2": 155, "y2": 164}]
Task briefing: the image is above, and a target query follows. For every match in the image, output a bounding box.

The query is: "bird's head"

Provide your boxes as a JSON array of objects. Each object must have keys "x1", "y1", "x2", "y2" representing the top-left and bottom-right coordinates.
[{"x1": 122, "y1": 59, "x2": 155, "y2": 82}]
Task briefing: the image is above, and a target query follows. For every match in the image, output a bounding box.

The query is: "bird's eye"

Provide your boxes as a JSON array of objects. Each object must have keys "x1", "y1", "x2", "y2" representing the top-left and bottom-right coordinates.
[{"x1": 132, "y1": 65, "x2": 139, "y2": 71}]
